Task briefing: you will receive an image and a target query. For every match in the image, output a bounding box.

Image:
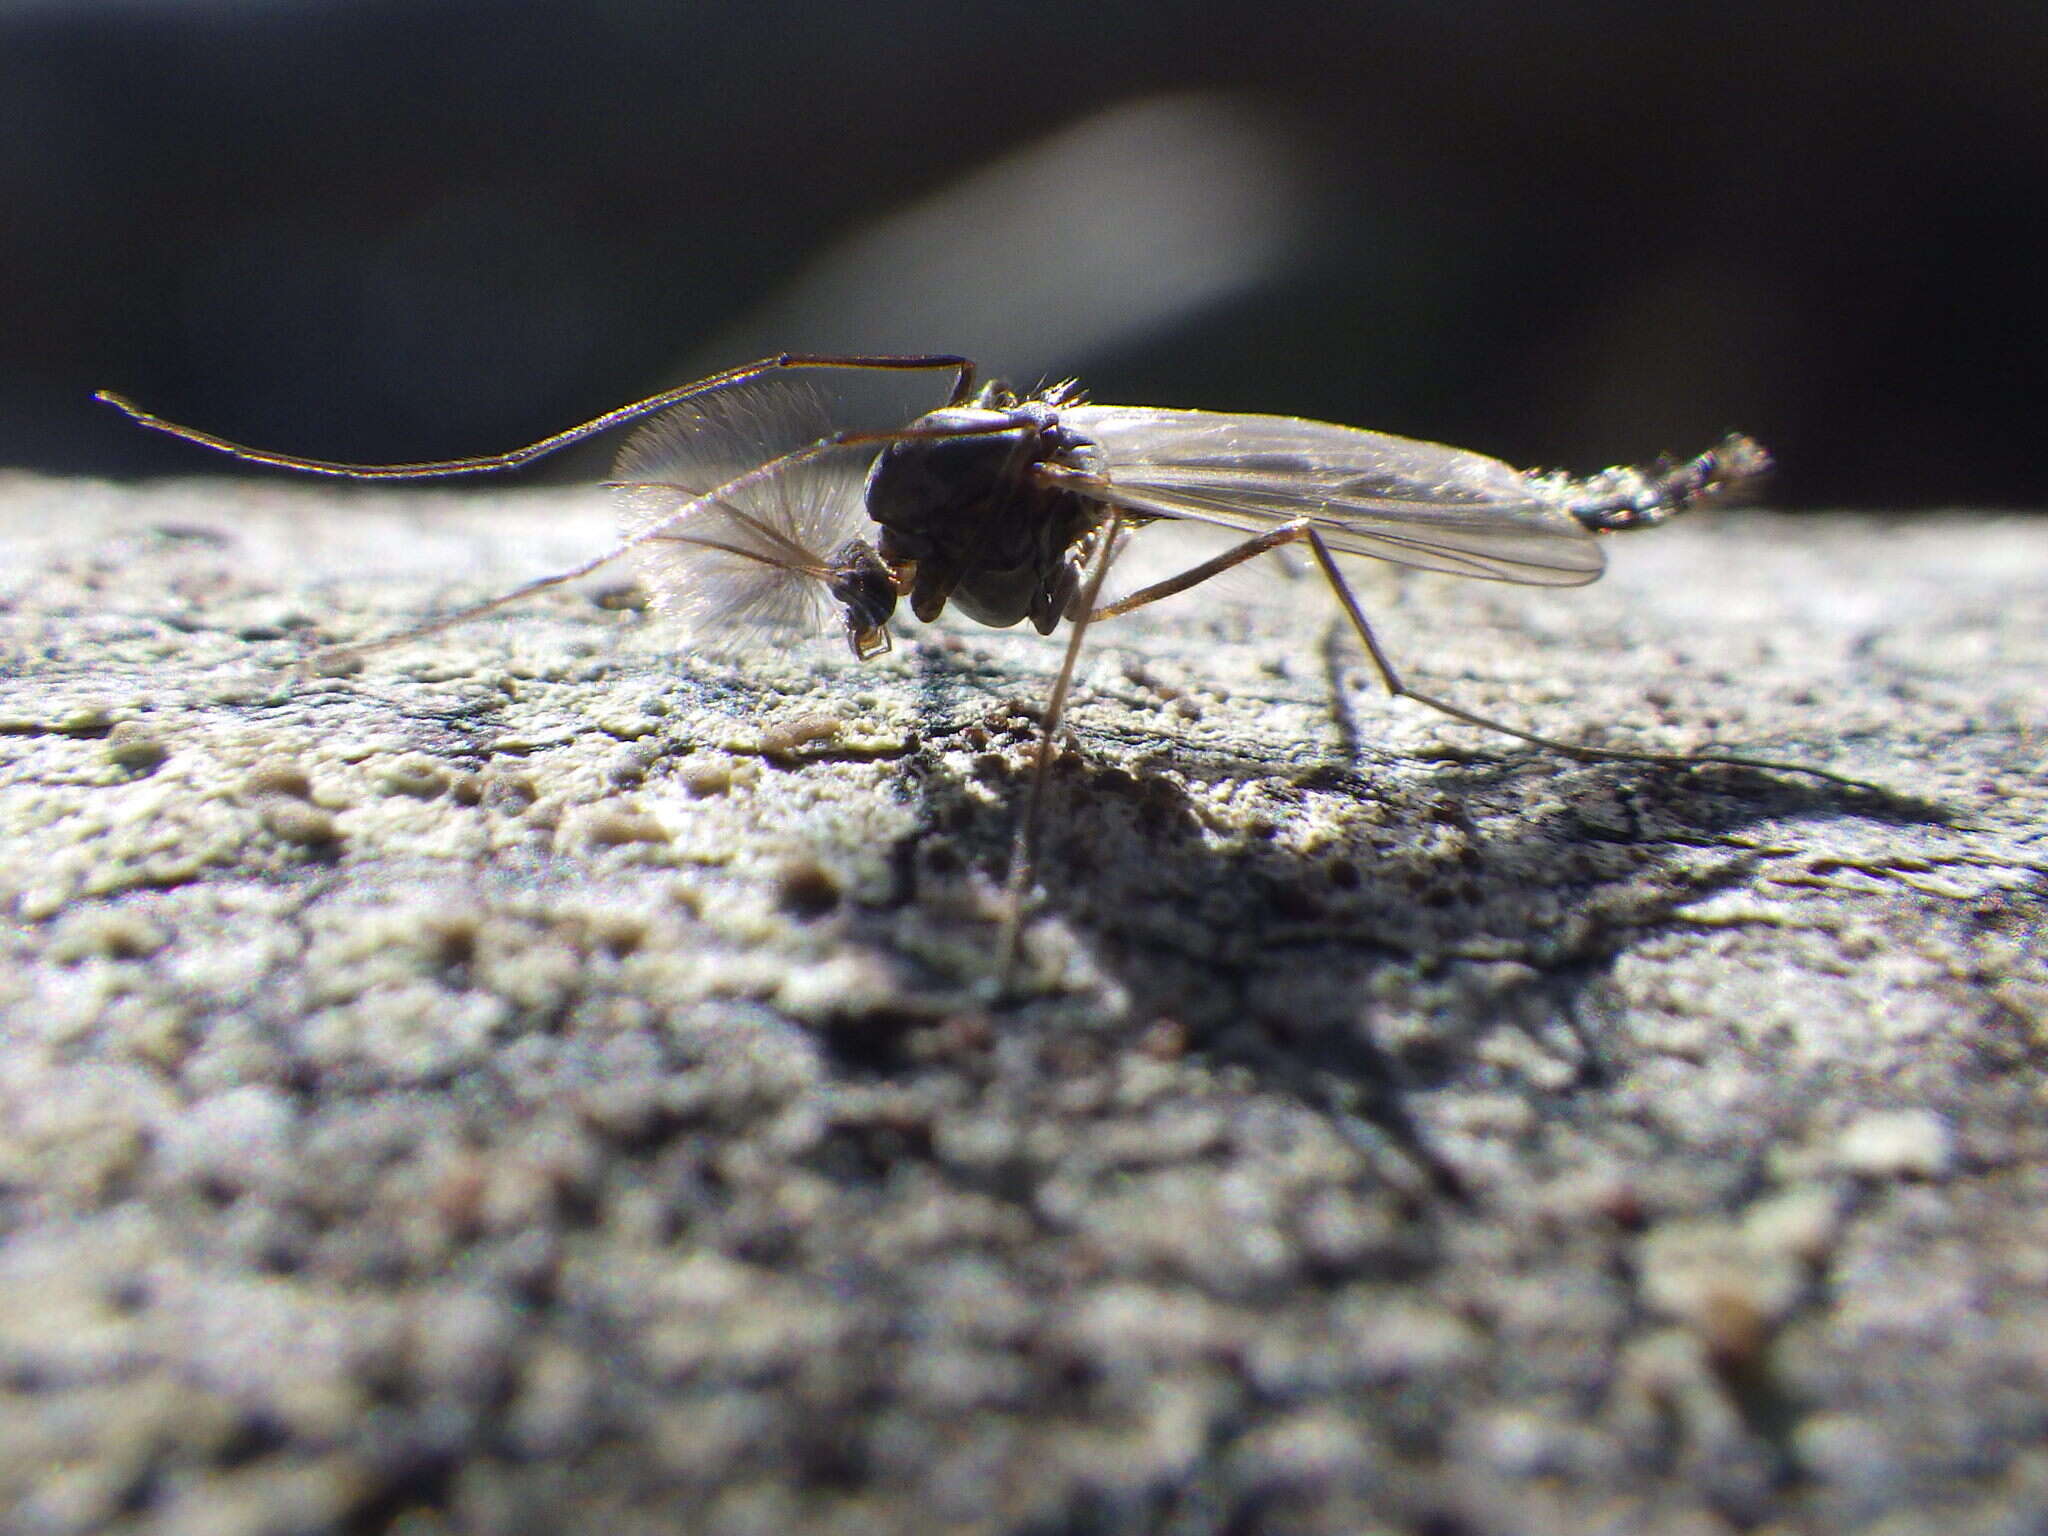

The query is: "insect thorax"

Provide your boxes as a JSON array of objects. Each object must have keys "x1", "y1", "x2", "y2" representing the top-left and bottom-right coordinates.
[{"x1": 862, "y1": 399, "x2": 1105, "y2": 633}]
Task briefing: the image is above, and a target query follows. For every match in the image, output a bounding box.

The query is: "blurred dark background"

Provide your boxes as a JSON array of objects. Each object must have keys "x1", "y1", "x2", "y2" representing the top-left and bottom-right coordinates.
[{"x1": 8, "y1": 0, "x2": 2045, "y2": 505}]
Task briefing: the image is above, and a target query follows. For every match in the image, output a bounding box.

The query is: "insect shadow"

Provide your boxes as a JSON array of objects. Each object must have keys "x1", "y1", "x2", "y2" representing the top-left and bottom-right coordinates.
[
  {"x1": 99, "y1": 352, "x2": 1899, "y2": 993},
  {"x1": 897, "y1": 646, "x2": 1915, "y2": 1000},
  {"x1": 850, "y1": 664, "x2": 1941, "y2": 1199}
]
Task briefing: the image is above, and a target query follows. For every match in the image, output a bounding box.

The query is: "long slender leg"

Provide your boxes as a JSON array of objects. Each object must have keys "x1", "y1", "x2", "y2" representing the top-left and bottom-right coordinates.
[
  {"x1": 1089, "y1": 521, "x2": 1311, "y2": 620},
  {"x1": 993, "y1": 514, "x2": 1126, "y2": 992},
  {"x1": 96, "y1": 353, "x2": 978, "y2": 479},
  {"x1": 1091, "y1": 521, "x2": 1877, "y2": 789},
  {"x1": 1296, "y1": 529, "x2": 1879, "y2": 786},
  {"x1": 304, "y1": 549, "x2": 642, "y2": 672},
  {"x1": 305, "y1": 527, "x2": 836, "y2": 672}
]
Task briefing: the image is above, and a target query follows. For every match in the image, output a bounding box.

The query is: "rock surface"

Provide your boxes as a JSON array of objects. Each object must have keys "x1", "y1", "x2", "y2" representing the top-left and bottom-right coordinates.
[{"x1": 2, "y1": 472, "x2": 2044, "y2": 1534}]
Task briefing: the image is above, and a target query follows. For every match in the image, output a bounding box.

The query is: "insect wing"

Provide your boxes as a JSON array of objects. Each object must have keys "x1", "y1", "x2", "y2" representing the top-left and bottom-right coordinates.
[
  {"x1": 609, "y1": 378, "x2": 874, "y2": 647},
  {"x1": 1062, "y1": 406, "x2": 1606, "y2": 585}
]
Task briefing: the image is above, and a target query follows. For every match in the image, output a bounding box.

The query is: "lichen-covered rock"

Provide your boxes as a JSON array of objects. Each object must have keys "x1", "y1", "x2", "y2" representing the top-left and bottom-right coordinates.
[{"x1": 2, "y1": 476, "x2": 2044, "y2": 1533}]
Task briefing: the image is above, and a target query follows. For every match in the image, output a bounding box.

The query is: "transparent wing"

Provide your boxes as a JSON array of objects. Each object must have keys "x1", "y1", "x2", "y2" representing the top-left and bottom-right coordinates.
[
  {"x1": 609, "y1": 377, "x2": 874, "y2": 648},
  {"x1": 1063, "y1": 405, "x2": 1606, "y2": 585}
]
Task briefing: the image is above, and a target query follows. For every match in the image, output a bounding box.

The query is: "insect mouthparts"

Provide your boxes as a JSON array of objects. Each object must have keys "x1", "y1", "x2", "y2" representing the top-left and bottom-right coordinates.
[{"x1": 825, "y1": 538, "x2": 899, "y2": 659}]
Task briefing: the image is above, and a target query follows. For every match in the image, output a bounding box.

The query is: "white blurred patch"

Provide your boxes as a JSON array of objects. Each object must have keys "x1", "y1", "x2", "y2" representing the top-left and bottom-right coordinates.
[{"x1": 696, "y1": 92, "x2": 1310, "y2": 382}]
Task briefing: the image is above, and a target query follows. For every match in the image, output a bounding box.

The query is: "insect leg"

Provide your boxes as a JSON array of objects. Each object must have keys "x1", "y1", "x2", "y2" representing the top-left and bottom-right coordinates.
[
  {"x1": 1092, "y1": 522, "x2": 1875, "y2": 789},
  {"x1": 1088, "y1": 522, "x2": 1312, "y2": 620},
  {"x1": 1294, "y1": 529, "x2": 1882, "y2": 784},
  {"x1": 994, "y1": 513, "x2": 1126, "y2": 992},
  {"x1": 304, "y1": 547, "x2": 644, "y2": 672},
  {"x1": 95, "y1": 353, "x2": 978, "y2": 479}
]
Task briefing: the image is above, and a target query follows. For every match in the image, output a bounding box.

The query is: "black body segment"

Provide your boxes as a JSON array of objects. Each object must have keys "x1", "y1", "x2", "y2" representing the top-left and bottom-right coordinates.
[{"x1": 863, "y1": 398, "x2": 1107, "y2": 632}]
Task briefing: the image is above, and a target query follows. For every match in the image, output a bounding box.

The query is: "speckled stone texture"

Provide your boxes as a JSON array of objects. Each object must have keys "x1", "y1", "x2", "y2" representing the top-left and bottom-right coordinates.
[{"x1": 2, "y1": 472, "x2": 2044, "y2": 1536}]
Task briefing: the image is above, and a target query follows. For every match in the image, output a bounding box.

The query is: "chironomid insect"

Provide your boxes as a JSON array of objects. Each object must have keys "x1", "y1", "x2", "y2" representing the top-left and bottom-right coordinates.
[{"x1": 97, "y1": 352, "x2": 1868, "y2": 982}]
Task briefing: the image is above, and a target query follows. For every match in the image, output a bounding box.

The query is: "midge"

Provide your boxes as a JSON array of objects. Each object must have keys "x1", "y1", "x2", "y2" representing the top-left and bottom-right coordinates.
[{"x1": 98, "y1": 353, "x2": 1858, "y2": 968}]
